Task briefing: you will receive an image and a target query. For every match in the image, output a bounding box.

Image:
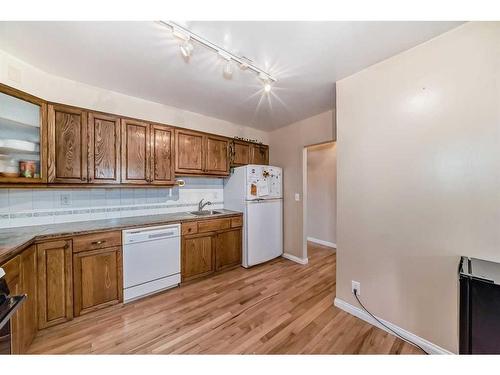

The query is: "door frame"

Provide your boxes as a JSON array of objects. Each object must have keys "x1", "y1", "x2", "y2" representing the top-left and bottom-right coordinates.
[{"x1": 302, "y1": 141, "x2": 337, "y2": 260}]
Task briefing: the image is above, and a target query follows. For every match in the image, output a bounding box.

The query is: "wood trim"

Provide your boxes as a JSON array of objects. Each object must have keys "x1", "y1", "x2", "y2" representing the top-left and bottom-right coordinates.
[{"x1": 87, "y1": 112, "x2": 121, "y2": 184}]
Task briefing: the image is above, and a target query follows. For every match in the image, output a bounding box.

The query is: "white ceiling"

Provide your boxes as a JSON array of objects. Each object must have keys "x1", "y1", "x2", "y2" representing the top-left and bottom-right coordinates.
[{"x1": 0, "y1": 21, "x2": 462, "y2": 130}]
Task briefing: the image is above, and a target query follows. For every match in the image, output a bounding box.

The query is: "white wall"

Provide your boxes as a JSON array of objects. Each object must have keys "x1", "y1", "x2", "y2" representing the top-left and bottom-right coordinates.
[
  {"x1": 269, "y1": 110, "x2": 335, "y2": 260},
  {"x1": 307, "y1": 142, "x2": 336, "y2": 247},
  {"x1": 0, "y1": 49, "x2": 269, "y2": 143},
  {"x1": 336, "y1": 22, "x2": 500, "y2": 353}
]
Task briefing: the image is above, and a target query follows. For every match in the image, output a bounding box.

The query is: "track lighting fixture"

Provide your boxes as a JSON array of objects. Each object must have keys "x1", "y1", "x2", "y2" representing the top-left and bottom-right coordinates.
[{"x1": 159, "y1": 21, "x2": 277, "y2": 91}]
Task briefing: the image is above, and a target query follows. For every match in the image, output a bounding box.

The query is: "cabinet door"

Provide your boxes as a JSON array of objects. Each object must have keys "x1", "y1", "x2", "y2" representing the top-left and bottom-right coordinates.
[
  {"x1": 150, "y1": 124, "x2": 175, "y2": 185},
  {"x1": 215, "y1": 229, "x2": 242, "y2": 271},
  {"x1": 250, "y1": 144, "x2": 269, "y2": 165},
  {"x1": 175, "y1": 129, "x2": 204, "y2": 175},
  {"x1": 205, "y1": 135, "x2": 229, "y2": 175},
  {"x1": 88, "y1": 112, "x2": 121, "y2": 184},
  {"x1": 0, "y1": 84, "x2": 48, "y2": 184},
  {"x1": 231, "y1": 141, "x2": 250, "y2": 166},
  {"x1": 121, "y1": 119, "x2": 150, "y2": 184},
  {"x1": 48, "y1": 104, "x2": 88, "y2": 183},
  {"x1": 73, "y1": 246, "x2": 123, "y2": 316},
  {"x1": 18, "y1": 246, "x2": 37, "y2": 353},
  {"x1": 2, "y1": 256, "x2": 21, "y2": 354},
  {"x1": 182, "y1": 234, "x2": 214, "y2": 282},
  {"x1": 37, "y1": 239, "x2": 73, "y2": 329},
  {"x1": 2, "y1": 247, "x2": 38, "y2": 354}
]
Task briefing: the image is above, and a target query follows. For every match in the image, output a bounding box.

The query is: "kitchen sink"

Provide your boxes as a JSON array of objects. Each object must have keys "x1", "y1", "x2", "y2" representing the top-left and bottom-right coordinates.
[{"x1": 189, "y1": 210, "x2": 222, "y2": 216}]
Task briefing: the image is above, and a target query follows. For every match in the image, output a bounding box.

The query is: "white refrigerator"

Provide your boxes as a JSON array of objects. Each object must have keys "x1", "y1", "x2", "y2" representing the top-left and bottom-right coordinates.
[{"x1": 224, "y1": 165, "x2": 283, "y2": 268}]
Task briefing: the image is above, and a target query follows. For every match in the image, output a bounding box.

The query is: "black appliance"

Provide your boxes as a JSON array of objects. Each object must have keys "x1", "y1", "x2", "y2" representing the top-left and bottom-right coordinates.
[
  {"x1": 459, "y1": 256, "x2": 500, "y2": 354},
  {"x1": 0, "y1": 267, "x2": 26, "y2": 355}
]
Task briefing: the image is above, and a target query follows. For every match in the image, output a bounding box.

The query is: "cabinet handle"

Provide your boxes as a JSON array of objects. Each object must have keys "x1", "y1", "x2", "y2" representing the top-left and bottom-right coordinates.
[{"x1": 92, "y1": 240, "x2": 106, "y2": 246}]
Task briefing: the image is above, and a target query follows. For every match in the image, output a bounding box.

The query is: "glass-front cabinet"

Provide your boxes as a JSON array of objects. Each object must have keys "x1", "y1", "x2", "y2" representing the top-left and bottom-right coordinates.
[{"x1": 0, "y1": 85, "x2": 46, "y2": 183}]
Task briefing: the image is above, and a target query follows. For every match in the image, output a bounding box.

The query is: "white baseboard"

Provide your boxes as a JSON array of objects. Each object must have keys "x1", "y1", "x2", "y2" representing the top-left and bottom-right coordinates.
[
  {"x1": 307, "y1": 237, "x2": 336, "y2": 249},
  {"x1": 333, "y1": 297, "x2": 453, "y2": 355},
  {"x1": 282, "y1": 253, "x2": 309, "y2": 265}
]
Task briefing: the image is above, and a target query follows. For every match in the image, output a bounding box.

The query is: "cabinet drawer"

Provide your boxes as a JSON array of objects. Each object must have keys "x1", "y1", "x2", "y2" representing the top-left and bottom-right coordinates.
[
  {"x1": 197, "y1": 218, "x2": 231, "y2": 233},
  {"x1": 182, "y1": 222, "x2": 198, "y2": 236},
  {"x1": 73, "y1": 231, "x2": 122, "y2": 253},
  {"x1": 230, "y1": 216, "x2": 243, "y2": 228}
]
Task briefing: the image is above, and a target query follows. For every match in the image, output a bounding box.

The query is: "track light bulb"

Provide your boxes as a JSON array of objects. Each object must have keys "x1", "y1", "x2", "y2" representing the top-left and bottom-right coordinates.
[
  {"x1": 180, "y1": 41, "x2": 193, "y2": 58},
  {"x1": 223, "y1": 61, "x2": 233, "y2": 79},
  {"x1": 264, "y1": 82, "x2": 272, "y2": 93}
]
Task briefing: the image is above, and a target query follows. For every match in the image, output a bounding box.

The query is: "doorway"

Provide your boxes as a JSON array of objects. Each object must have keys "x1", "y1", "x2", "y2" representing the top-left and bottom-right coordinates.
[{"x1": 302, "y1": 141, "x2": 337, "y2": 259}]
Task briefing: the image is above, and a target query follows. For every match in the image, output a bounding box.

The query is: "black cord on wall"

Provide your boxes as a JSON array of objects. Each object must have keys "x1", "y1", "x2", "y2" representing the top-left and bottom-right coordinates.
[{"x1": 353, "y1": 289, "x2": 429, "y2": 355}]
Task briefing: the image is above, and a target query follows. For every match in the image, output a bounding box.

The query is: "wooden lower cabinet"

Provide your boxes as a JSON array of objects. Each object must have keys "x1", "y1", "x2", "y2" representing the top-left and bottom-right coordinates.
[
  {"x1": 37, "y1": 239, "x2": 73, "y2": 329},
  {"x1": 181, "y1": 216, "x2": 243, "y2": 282},
  {"x1": 182, "y1": 234, "x2": 215, "y2": 282},
  {"x1": 215, "y1": 229, "x2": 242, "y2": 271},
  {"x1": 1, "y1": 246, "x2": 38, "y2": 354},
  {"x1": 18, "y1": 246, "x2": 38, "y2": 353},
  {"x1": 73, "y1": 246, "x2": 123, "y2": 316}
]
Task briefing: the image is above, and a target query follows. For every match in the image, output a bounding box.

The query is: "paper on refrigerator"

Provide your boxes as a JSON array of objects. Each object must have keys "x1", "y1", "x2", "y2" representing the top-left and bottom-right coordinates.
[{"x1": 256, "y1": 179, "x2": 269, "y2": 197}]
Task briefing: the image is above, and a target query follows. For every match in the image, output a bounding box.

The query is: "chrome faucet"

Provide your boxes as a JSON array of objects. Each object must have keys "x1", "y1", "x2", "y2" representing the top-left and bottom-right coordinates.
[{"x1": 198, "y1": 198, "x2": 212, "y2": 212}]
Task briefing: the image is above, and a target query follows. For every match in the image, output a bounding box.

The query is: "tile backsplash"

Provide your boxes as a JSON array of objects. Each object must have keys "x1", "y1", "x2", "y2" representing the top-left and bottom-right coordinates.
[{"x1": 0, "y1": 177, "x2": 224, "y2": 228}]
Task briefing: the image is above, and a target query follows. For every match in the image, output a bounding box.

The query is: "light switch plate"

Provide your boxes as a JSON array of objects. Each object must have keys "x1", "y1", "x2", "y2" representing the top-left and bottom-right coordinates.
[{"x1": 294, "y1": 193, "x2": 300, "y2": 201}]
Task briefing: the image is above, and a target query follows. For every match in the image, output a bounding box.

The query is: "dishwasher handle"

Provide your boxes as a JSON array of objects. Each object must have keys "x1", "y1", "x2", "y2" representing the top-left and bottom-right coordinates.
[{"x1": 122, "y1": 224, "x2": 180, "y2": 245}]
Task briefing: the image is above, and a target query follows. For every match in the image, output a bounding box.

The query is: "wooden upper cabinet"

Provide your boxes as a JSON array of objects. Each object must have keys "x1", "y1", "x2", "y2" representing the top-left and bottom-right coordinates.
[
  {"x1": 175, "y1": 129, "x2": 229, "y2": 176},
  {"x1": 48, "y1": 104, "x2": 88, "y2": 183},
  {"x1": 37, "y1": 239, "x2": 73, "y2": 330},
  {"x1": 250, "y1": 144, "x2": 269, "y2": 165},
  {"x1": 0, "y1": 84, "x2": 47, "y2": 184},
  {"x1": 121, "y1": 119, "x2": 150, "y2": 184},
  {"x1": 151, "y1": 124, "x2": 175, "y2": 185},
  {"x1": 175, "y1": 129, "x2": 204, "y2": 174},
  {"x1": 88, "y1": 112, "x2": 121, "y2": 184},
  {"x1": 205, "y1": 135, "x2": 229, "y2": 175},
  {"x1": 230, "y1": 140, "x2": 250, "y2": 167}
]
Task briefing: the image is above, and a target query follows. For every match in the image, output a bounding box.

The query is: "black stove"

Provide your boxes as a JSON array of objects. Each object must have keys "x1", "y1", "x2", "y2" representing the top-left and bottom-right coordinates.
[{"x1": 0, "y1": 267, "x2": 26, "y2": 355}]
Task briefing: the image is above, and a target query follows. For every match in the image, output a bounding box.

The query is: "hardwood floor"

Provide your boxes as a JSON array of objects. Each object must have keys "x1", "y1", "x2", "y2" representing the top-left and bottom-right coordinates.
[{"x1": 28, "y1": 242, "x2": 422, "y2": 354}]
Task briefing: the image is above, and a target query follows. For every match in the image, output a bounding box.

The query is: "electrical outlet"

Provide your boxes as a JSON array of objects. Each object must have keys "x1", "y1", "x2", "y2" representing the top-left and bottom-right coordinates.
[
  {"x1": 352, "y1": 280, "x2": 361, "y2": 296},
  {"x1": 294, "y1": 193, "x2": 300, "y2": 201},
  {"x1": 60, "y1": 193, "x2": 72, "y2": 207}
]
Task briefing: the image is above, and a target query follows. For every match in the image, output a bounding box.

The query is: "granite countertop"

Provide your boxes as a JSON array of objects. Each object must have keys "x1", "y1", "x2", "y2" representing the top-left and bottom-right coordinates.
[{"x1": 0, "y1": 209, "x2": 242, "y2": 264}]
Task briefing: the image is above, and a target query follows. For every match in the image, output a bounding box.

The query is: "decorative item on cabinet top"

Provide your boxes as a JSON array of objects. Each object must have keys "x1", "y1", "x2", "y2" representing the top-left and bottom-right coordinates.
[{"x1": 0, "y1": 83, "x2": 269, "y2": 187}]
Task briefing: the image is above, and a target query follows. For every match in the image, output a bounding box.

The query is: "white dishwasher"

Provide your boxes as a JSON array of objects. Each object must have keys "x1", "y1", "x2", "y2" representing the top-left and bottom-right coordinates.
[{"x1": 122, "y1": 224, "x2": 181, "y2": 303}]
